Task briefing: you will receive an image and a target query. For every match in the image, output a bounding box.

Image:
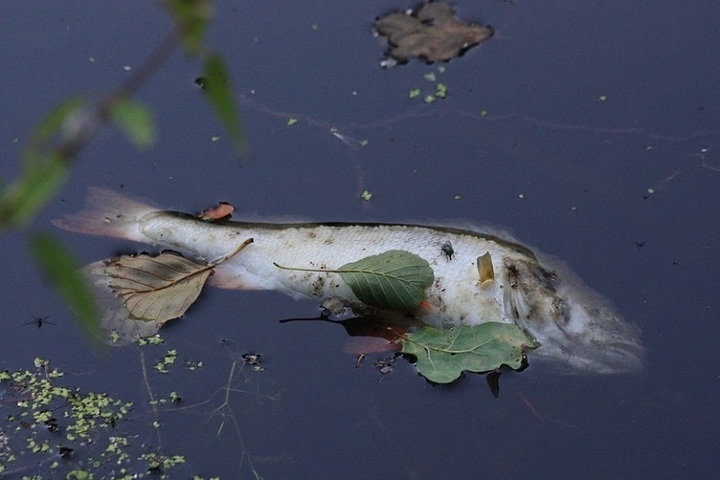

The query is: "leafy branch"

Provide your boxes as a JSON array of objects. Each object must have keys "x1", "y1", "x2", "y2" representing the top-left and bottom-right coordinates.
[{"x1": 0, "y1": 0, "x2": 246, "y2": 342}]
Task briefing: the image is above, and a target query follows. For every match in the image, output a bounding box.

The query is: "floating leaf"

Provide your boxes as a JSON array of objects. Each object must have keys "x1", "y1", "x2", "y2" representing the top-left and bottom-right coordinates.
[
  {"x1": 337, "y1": 250, "x2": 433, "y2": 312},
  {"x1": 401, "y1": 323, "x2": 540, "y2": 383},
  {"x1": 86, "y1": 238, "x2": 253, "y2": 345},
  {"x1": 104, "y1": 251, "x2": 213, "y2": 324},
  {"x1": 375, "y1": 2, "x2": 494, "y2": 64}
]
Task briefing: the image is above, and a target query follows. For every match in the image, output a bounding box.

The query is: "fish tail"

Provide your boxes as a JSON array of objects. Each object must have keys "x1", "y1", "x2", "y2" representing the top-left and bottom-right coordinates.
[{"x1": 52, "y1": 188, "x2": 157, "y2": 243}]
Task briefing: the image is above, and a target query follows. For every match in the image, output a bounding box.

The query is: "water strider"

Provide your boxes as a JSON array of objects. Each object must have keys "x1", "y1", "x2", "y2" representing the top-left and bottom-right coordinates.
[{"x1": 24, "y1": 316, "x2": 54, "y2": 328}]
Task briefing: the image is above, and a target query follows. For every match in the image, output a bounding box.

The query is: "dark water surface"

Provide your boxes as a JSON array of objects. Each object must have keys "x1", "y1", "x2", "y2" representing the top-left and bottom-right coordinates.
[{"x1": 1, "y1": 1, "x2": 718, "y2": 478}]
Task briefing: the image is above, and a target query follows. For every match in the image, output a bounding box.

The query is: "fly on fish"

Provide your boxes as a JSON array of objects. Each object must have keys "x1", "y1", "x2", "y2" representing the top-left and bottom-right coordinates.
[{"x1": 53, "y1": 188, "x2": 643, "y2": 375}]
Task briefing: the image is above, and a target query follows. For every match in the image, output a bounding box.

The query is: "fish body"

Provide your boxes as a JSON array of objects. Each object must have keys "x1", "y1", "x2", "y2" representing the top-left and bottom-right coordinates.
[{"x1": 55, "y1": 188, "x2": 643, "y2": 373}]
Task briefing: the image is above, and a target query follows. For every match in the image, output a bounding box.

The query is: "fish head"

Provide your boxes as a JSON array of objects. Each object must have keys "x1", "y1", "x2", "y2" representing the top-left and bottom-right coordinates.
[{"x1": 502, "y1": 257, "x2": 643, "y2": 374}]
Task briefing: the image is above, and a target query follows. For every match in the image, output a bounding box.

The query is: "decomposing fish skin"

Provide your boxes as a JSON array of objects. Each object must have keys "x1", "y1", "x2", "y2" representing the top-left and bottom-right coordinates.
[{"x1": 54, "y1": 188, "x2": 643, "y2": 373}]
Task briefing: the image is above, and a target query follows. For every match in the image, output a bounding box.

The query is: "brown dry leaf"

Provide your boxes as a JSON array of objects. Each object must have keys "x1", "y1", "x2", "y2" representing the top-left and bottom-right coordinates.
[
  {"x1": 198, "y1": 201, "x2": 234, "y2": 220},
  {"x1": 85, "y1": 238, "x2": 254, "y2": 345},
  {"x1": 104, "y1": 251, "x2": 213, "y2": 324},
  {"x1": 375, "y1": 2, "x2": 493, "y2": 64}
]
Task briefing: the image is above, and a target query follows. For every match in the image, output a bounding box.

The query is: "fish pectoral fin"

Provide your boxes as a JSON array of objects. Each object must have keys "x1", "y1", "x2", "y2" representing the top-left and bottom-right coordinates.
[{"x1": 477, "y1": 251, "x2": 495, "y2": 288}]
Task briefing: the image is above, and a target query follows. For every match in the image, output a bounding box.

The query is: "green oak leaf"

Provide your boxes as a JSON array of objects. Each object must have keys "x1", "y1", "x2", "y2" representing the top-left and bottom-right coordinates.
[{"x1": 402, "y1": 323, "x2": 540, "y2": 383}]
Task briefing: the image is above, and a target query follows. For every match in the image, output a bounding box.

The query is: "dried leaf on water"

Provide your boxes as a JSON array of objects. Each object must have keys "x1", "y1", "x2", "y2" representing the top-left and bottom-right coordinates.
[
  {"x1": 104, "y1": 251, "x2": 213, "y2": 324},
  {"x1": 375, "y1": 2, "x2": 494, "y2": 64},
  {"x1": 401, "y1": 323, "x2": 540, "y2": 384},
  {"x1": 88, "y1": 238, "x2": 254, "y2": 345}
]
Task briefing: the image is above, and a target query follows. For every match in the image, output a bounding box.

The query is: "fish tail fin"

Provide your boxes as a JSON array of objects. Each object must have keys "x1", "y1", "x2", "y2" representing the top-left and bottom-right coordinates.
[{"x1": 52, "y1": 188, "x2": 157, "y2": 243}]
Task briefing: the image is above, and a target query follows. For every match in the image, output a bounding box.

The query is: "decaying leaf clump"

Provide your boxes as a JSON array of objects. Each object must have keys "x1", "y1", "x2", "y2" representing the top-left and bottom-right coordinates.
[{"x1": 375, "y1": 1, "x2": 494, "y2": 65}]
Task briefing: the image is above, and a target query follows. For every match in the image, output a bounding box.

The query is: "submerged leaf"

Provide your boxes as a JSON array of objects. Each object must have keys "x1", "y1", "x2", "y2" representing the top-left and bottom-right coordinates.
[
  {"x1": 280, "y1": 315, "x2": 406, "y2": 355},
  {"x1": 401, "y1": 323, "x2": 540, "y2": 383},
  {"x1": 338, "y1": 250, "x2": 434, "y2": 312},
  {"x1": 375, "y1": 2, "x2": 494, "y2": 64},
  {"x1": 104, "y1": 251, "x2": 213, "y2": 324}
]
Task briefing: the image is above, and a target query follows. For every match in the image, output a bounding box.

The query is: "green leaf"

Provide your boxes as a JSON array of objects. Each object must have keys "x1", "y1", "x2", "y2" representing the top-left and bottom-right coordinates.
[
  {"x1": 337, "y1": 250, "x2": 434, "y2": 312},
  {"x1": 164, "y1": 0, "x2": 212, "y2": 55},
  {"x1": 28, "y1": 233, "x2": 101, "y2": 344},
  {"x1": 0, "y1": 97, "x2": 91, "y2": 227},
  {"x1": 273, "y1": 250, "x2": 434, "y2": 312},
  {"x1": 401, "y1": 323, "x2": 540, "y2": 383},
  {"x1": 108, "y1": 98, "x2": 155, "y2": 148},
  {"x1": 0, "y1": 152, "x2": 69, "y2": 228},
  {"x1": 24, "y1": 96, "x2": 87, "y2": 161},
  {"x1": 0, "y1": 96, "x2": 102, "y2": 228},
  {"x1": 201, "y1": 54, "x2": 246, "y2": 154}
]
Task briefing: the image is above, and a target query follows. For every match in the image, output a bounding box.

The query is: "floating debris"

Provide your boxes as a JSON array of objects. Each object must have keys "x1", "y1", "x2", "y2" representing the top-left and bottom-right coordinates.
[{"x1": 375, "y1": 2, "x2": 494, "y2": 65}]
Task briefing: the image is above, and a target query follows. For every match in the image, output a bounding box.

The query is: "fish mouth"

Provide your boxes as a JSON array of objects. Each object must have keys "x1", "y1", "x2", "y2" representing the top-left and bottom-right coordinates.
[
  {"x1": 523, "y1": 313, "x2": 644, "y2": 374},
  {"x1": 537, "y1": 337, "x2": 645, "y2": 374},
  {"x1": 577, "y1": 340, "x2": 644, "y2": 374}
]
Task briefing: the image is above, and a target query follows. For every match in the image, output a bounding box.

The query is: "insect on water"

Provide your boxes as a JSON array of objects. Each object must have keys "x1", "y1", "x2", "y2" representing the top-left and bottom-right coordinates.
[{"x1": 25, "y1": 315, "x2": 54, "y2": 328}]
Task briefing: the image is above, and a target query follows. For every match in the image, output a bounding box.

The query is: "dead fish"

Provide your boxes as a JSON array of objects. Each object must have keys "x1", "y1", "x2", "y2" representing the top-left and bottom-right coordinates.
[{"x1": 53, "y1": 188, "x2": 642, "y2": 373}]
